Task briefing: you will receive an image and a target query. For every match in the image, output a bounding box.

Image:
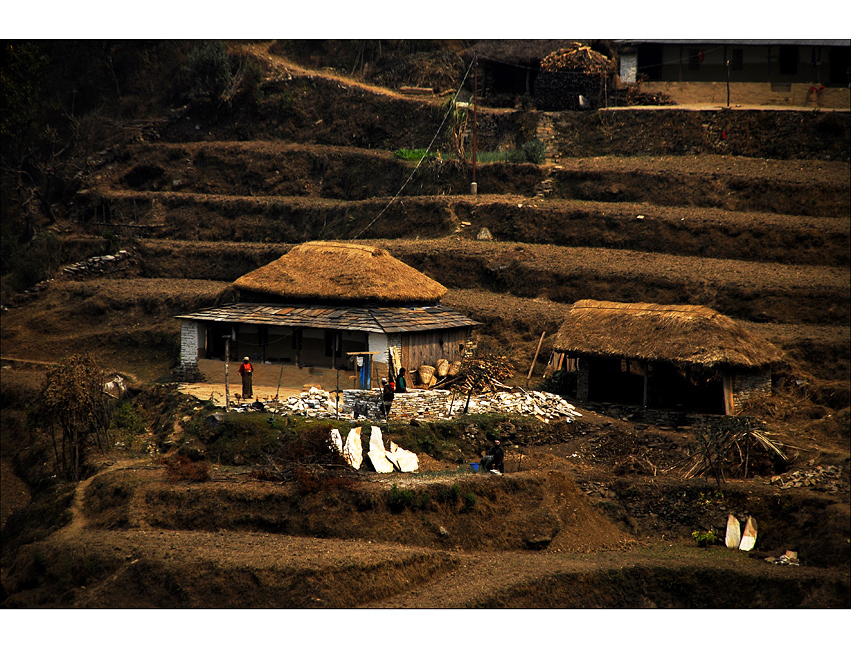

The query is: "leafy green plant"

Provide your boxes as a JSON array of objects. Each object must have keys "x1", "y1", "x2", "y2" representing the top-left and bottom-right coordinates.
[
  {"x1": 387, "y1": 484, "x2": 417, "y2": 513},
  {"x1": 435, "y1": 483, "x2": 461, "y2": 504},
  {"x1": 522, "y1": 139, "x2": 547, "y2": 163},
  {"x1": 691, "y1": 529, "x2": 718, "y2": 548},
  {"x1": 461, "y1": 492, "x2": 477, "y2": 512},
  {"x1": 394, "y1": 148, "x2": 436, "y2": 162}
]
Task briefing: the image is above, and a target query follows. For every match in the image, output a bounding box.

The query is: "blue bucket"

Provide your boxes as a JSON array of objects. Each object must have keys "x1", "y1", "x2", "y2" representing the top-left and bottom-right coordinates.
[{"x1": 470, "y1": 462, "x2": 480, "y2": 472}]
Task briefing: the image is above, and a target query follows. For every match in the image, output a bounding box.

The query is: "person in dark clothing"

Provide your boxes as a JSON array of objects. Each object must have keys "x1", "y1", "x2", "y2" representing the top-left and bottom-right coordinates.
[
  {"x1": 238, "y1": 356, "x2": 253, "y2": 399},
  {"x1": 381, "y1": 378, "x2": 395, "y2": 420},
  {"x1": 480, "y1": 439, "x2": 505, "y2": 474},
  {"x1": 395, "y1": 368, "x2": 408, "y2": 393}
]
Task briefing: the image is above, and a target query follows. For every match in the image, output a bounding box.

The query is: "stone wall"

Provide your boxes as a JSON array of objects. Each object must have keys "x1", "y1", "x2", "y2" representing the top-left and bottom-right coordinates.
[{"x1": 732, "y1": 368, "x2": 772, "y2": 414}]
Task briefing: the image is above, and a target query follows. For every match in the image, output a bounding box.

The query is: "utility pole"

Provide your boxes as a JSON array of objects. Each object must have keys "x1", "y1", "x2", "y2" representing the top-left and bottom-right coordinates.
[
  {"x1": 726, "y1": 58, "x2": 731, "y2": 108},
  {"x1": 223, "y1": 335, "x2": 231, "y2": 411},
  {"x1": 471, "y1": 53, "x2": 478, "y2": 195}
]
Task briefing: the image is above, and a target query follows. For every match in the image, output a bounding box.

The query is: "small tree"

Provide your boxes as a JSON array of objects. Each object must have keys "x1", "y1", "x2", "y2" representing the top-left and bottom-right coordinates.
[
  {"x1": 38, "y1": 353, "x2": 111, "y2": 481},
  {"x1": 184, "y1": 40, "x2": 232, "y2": 101}
]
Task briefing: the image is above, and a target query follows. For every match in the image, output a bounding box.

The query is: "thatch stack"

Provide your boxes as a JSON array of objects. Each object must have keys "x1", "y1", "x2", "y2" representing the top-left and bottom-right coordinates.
[
  {"x1": 553, "y1": 300, "x2": 782, "y2": 369},
  {"x1": 233, "y1": 241, "x2": 447, "y2": 305},
  {"x1": 535, "y1": 43, "x2": 612, "y2": 111}
]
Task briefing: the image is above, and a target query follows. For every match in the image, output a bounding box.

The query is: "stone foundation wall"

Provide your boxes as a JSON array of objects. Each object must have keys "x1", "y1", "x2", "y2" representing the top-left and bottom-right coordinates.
[{"x1": 732, "y1": 368, "x2": 772, "y2": 414}]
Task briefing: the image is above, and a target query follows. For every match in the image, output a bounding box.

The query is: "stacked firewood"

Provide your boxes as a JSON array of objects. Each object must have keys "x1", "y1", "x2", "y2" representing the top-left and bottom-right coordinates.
[
  {"x1": 540, "y1": 43, "x2": 612, "y2": 75},
  {"x1": 534, "y1": 43, "x2": 612, "y2": 111},
  {"x1": 435, "y1": 353, "x2": 515, "y2": 393}
]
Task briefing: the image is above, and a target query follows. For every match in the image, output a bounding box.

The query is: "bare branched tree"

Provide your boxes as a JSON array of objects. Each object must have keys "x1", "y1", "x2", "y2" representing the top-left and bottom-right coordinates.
[{"x1": 38, "y1": 353, "x2": 111, "y2": 481}]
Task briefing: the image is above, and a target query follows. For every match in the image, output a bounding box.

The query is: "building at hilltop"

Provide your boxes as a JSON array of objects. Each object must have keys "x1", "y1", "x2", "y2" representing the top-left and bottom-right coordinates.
[
  {"x1": 551, "y1": 300, "x2": 782, "y2": 415},
  {"x1": 174, "y1": 241, "x2": 479, "y2": 389},
  {"x1": 615, "y1": 39, "x2": 850, "y2": 108}
]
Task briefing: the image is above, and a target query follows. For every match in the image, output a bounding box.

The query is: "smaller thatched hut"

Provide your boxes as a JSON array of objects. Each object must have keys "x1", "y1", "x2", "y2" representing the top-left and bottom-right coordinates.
[{"x1": 552, "y1": 300, "x2": 782, "y2": 415}]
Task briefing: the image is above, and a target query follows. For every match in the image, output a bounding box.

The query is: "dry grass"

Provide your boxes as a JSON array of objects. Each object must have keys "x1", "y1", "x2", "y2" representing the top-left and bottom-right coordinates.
[
  {"x1": 234, "y1": 241, "x2": 448, "y2": 304},
  {"x1": 553, "y1": 299, "x2": 782, "y2": 368}
]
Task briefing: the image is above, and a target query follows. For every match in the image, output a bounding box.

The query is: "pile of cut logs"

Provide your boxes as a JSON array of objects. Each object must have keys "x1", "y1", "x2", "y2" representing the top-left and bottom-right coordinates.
[
  {"x1": 425, "y1": 353, "x2": 516, "y2": 393},
  {"x1": 534, "y1": 43, "x2": 612, "y2": 111},
  {"x1": 540, "y1": 43, "x2": 612, "y2": 75}
]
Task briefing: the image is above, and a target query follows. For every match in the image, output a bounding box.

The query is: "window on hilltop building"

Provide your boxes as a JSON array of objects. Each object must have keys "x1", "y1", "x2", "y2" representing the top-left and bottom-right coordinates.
[
  {"x1": 688, "y1": 49, "x2": 703, "y2": 70},
  {"x1": 779, "y1": 46, "x2": 799, "y2": 75},
  {"x1": 731, "y1": 49, "x2": 744, "y2": 70}
]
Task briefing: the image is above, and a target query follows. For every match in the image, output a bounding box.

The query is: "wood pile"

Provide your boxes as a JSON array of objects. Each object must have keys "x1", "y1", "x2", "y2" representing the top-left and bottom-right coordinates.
[
  {"x1": 540, "y1": 43, "x2": 612, "y2": 75},
  {"x1": 434, "y1": 353, "x2": 516, "y2": 393},
  {"x1": 534, "y1": 43, "x2": 613, "y2": 111}
]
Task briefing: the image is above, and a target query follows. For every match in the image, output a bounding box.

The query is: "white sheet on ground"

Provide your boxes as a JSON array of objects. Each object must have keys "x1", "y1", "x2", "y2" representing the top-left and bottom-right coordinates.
[
  {"x1": 330, "y1": 428, "x2": 343, "y2": 455},
  {"x1": 344, "y1": 427, "x2": 363, "y2": 470},
  {"x1": 368, "y1": 426, "x2": 395, "y2": 473},
  {"x1": 739, "y1": 516, "x2": 758, "y2": 551},
  {"x1": 725, "y1": 513, "x2": 741, "y2": 549},
  {"x1": 387, "y1": 440, "x2": 419, "y2": 473}
]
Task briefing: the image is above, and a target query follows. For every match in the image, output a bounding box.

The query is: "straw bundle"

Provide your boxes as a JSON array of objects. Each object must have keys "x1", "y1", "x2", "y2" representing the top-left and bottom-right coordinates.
[
  {"x1": 553, "y1": 300, "x2": 781, "y2": 369},
  {"x1": 233, "y1": 241, "x2": 448, "y2": 305}
]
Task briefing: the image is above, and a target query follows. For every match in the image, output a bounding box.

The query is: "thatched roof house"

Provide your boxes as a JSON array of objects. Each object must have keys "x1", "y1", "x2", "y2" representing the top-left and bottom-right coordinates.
[
  {"x1": 175, "y1": 242, "x2": 478, "y2": 389},
  {"x1": 233, "y1": 241, "x2": 447, "y2": 305},
  {"x1": 552, "y1": 300, "x2": 781, "y2": 415}
]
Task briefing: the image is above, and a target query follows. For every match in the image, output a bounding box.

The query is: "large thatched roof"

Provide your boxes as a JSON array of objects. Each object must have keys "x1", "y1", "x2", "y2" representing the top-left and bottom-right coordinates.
[
  {"x1": 553, "y1": 300, "x2": 781, "y2": 369},
  {"x1": 232, "y1": 241, "x2": 448, "y2": 305}
]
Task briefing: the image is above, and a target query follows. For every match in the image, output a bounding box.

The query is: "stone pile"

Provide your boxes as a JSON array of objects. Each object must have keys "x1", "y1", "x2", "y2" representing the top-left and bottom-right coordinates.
[
  {"x1": 461, "y1": 390, "x2": 581, "y2": 422},
  {"x1": 229, "y1": 387, "x2": 581, "y2": 423},
  {"x1": 63, "y1": 249, "x2": 132, "y2": 276},
  {"x1": 769, "y1": 465, "x2": 843, "y2": 492},
  {"x1": 230, "y1": 387, "x2": 341, "y2": 418},
  {"x1": 764, "y1": 550, "x2": 800, "y2": 566}
]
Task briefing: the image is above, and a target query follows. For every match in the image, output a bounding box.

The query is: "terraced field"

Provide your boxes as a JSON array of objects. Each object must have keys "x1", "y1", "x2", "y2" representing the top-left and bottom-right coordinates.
[{"x1": 2, "y1": 41, "x2": 849, "y2": 610}]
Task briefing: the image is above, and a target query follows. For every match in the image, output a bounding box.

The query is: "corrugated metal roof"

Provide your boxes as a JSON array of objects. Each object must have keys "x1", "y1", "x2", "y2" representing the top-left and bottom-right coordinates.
[{"x1": 176, "y1": 302, "x2": 480, "y2": 334}]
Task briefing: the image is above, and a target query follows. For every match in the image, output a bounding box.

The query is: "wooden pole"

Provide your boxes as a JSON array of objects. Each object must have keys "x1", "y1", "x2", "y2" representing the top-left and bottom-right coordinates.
[
  {"x1": 526, "y1": 331, "x2": 547, "y2": 383},
  {"x1": 471, "y1": 54, "x2": 478, "y2": 194},
  {"x1": 224, "y1": 336, "x2": 231, "y2": 411}
]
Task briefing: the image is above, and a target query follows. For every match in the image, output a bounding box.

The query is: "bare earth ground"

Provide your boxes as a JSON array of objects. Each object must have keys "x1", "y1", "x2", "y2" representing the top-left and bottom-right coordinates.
[{"x1": 1, "y1": 41, "x2": 849, "y2": 611}]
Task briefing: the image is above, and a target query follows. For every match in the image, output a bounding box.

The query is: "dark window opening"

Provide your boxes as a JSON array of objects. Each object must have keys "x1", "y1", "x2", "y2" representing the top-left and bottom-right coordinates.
[
  {"x1": 688, "y1": 49, "x2": 703, "y2": 70},
  {"x1": 637, "y1": 43, "x2": 664, "y2": 81},
  {"x1": 731, "y1": 48, "x2": 744, "y2": 70},
  {"x1": 779, "y1": 46, "x2": 799, "y2": 75}
]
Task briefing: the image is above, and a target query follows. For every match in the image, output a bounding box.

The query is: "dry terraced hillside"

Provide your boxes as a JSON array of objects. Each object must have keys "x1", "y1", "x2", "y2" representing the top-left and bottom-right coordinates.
[{"x1": 1, "y1": 41, "x2": 849, "y2": 609}]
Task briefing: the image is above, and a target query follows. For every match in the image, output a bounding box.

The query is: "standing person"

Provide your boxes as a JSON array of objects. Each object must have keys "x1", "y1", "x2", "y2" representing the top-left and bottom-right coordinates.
[
  {"x1": 238, "y1": 356, "x2": 253, "y2": 399},
  {"x1": 381, "y1": 378, "x2": 395, "y2": 420},
  {"x1": 480, "y1": 439, "x2": 505, "y2": 474},
  {"x1": 395, "y1": 368, "x2": 408, "y2": 393}
]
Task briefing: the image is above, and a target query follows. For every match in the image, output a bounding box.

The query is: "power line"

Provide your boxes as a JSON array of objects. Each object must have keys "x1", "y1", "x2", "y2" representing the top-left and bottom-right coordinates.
[{"x1": 352, "y1": 56, "x2": 476, "y2": 240}]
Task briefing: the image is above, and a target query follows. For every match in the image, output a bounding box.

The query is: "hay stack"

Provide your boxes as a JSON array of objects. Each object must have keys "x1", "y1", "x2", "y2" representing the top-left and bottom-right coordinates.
[
  {"x1": 233, "y1": 241, "x2": 447, "y2": 305},
  {"x1": 553, "y1": 300, "x2": 782, "y2": 369}
]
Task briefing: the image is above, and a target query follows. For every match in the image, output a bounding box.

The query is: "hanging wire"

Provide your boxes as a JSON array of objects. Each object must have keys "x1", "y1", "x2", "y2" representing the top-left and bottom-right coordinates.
[{"x1": 352, "y1": 56, "x2": 476, "y2": 240}]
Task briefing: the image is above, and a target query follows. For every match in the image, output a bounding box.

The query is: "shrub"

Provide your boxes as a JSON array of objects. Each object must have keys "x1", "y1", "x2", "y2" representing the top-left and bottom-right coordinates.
[
  {"x1": 387, "y1": 484, "x2": 417, "y2": 513},
  {"x1": 461, "y1": 492, "x2": 477, "y2": 512},
  {"x1": 522, "y1": 139, "x2": 547, "y2": 163},
  {"x1": 163, "y1": 455, "x2": 209, "y2": 482},
  {"x1": 691, "y1": 529, "x2": 718, "y2": 547},
  {"x1": 184, "y1": 41, "x2": 232, "y2": 101},
  {"x1": 435, "y1": 483, "x2": 461, "y2": 504}
]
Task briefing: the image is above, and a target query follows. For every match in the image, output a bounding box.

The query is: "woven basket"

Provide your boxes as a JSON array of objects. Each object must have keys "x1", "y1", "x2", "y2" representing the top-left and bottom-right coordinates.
[
  {"x1": 435, "y1": 358, "x2": 449, "y2": 377},
  {"x1": 448, "y1": 360, "x2": 462, "y2": 377},
  {"x1": 418, "y1": 365, "x2": 435, "y2": 384}
]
